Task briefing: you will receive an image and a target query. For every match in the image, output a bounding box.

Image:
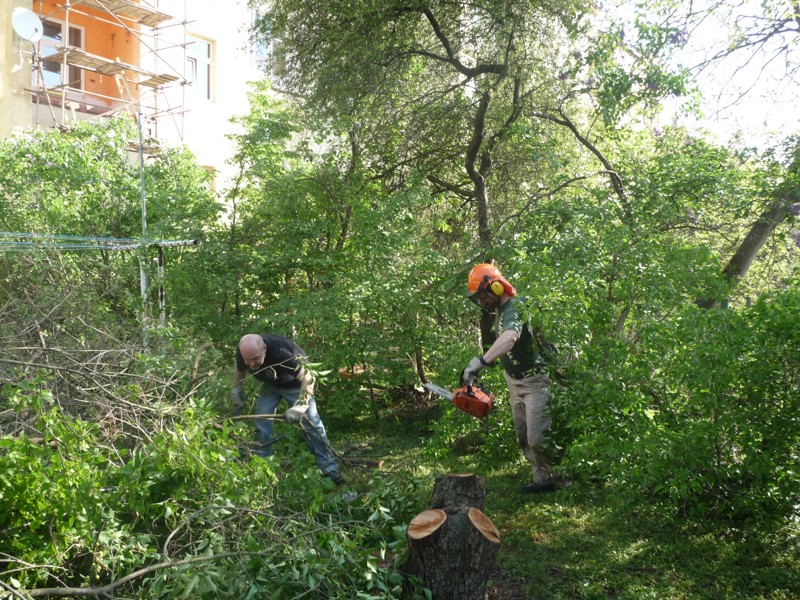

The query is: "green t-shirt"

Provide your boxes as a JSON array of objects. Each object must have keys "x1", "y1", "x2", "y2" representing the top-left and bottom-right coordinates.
[{"x1": 494, "y1": 297, "x2": 542, "y2": 376}]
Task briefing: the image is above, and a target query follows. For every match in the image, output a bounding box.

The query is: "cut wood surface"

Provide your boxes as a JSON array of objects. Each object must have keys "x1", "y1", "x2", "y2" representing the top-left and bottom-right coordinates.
[
  {"x1": 468, "y1": 506, "x2": 500, "y2": 542},
  {"x1": 407, "y1": 509, "x2": 447, "y2": 540},
  {"x1": 404, "y1": 473, "x2": 500, "y2": 600}
]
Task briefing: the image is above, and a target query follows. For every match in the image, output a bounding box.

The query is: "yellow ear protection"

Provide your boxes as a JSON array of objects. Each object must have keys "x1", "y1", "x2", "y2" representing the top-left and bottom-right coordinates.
[
  {"x1": 490, "y1": 280, "x2": 505, "y2": 296},
  {"x1": 480, "y1": 275, "x2": 505, "y2": 296}
]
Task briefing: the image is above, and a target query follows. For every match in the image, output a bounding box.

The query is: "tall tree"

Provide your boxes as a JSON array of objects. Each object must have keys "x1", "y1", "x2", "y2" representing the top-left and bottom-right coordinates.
[
  {"x1": 613, "y1": 0, "x2": 800, "y2": 305},
  {"x1": 251, "y1": 0, "x2": 690, "y2": 344}
]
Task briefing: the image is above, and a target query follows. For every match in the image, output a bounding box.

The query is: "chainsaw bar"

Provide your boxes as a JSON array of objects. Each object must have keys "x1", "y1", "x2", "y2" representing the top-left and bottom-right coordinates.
[{"x1": 424, "y1": 382, "x2": 453, "y2": 401}]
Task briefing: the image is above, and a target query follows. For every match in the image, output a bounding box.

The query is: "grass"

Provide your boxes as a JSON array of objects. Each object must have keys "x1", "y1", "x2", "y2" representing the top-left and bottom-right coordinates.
[{"x1": 324, "y1": 396, "x2": 800, "y2": 600}]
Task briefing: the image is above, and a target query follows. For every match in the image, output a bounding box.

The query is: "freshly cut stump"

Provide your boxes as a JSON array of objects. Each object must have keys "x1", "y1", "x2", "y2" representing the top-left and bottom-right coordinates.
[{"x1": 405, "y1": 504, "x2": 500, "y2": 600}]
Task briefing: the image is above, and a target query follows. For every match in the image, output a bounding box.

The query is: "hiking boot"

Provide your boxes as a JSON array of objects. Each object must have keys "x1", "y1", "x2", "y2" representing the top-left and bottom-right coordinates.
[
  {"x1": 519, "y1": 480, "x2": 556, "y2": 494},
  {"x1": 556, "y1": 475, "x2": 574, "y2": 490},
  {"x1": 519, "y1": 475, "x2": 573, "y2": 494},
  {"x1": 325, "y1": 470, "x2": 345, "y2": 486}
]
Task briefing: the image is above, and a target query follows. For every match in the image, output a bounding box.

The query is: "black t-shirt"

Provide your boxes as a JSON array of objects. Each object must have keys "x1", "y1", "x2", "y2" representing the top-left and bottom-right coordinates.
[{"x1": 235, "y1": 334, "x2": 307, "y2": 388}]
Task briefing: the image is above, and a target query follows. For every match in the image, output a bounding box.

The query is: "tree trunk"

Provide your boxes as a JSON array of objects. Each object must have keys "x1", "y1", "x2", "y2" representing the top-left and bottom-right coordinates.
[
  {"x1": 697, "y1": 196, "x2": 791, "y2": 308},
  {"x1": 479, "y1": 309, "x2": 497, "y2": 353},
  {"x1": 429, "y1": 473, "x2": 486, "y2": 511},
  {"x1": 404, "y1": 474, "x2": 500, "y2": 600}
]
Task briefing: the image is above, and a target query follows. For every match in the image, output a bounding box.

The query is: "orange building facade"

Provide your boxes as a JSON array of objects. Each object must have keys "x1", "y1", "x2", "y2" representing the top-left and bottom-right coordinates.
[
  {"x1": 34, "y1": 0, "x2": 143, "y2": 107},
  {"x1": 17, "y1": 0, "x2": 178, "y2": 128},
  {"x1": 3, "y1": 0, "x2": 267, "y2": 188}
]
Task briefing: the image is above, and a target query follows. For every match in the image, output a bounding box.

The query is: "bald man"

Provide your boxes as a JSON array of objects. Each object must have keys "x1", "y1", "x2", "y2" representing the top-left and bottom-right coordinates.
[{"x1": 232, "y1": 333, "x2": 343, "y2": 485}]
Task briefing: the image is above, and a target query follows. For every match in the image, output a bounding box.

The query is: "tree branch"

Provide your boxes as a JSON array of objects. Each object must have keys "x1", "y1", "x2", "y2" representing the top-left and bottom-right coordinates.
[
  {"x1": 420, "y1": 9, "x2": 508, "y2": 77},
  {"x1": 24, "y1": 552, "x2": 269, "y2": 598},
  {"x1": 493, "y1": 171, "x2": 618, "y2": 239},
  {"x1": 533, "y1": 109, "x2": 633, "y2": 223},
  {"x1": 426, "y1": 174, "x2": 473, "y2": 199}
]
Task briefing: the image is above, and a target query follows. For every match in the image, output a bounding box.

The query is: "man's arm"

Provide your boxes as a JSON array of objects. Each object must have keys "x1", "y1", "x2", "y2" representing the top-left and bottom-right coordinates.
[
  {"x1": 231, "y1": 368, "x2": 247, "y2": 413},
  {"x1": 482, "y1": 329, "x2": 519, "y2": 363},
  {"x1": 464, "y1": 328, "x2": 519, "y2": 382},
  {"x1": 233, "y1": 367, "x2": 247, "y2": 387},
  {"x1": 282, "y1": 366, "x2": 314, "y2": 424},
  {"x1": 296, "y1": 366, "x2": 314, "y2": 406}
]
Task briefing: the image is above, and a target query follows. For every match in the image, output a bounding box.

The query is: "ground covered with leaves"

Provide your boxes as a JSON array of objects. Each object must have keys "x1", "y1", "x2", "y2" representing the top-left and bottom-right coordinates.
[
  {"x1": 2, "y1": 332, "x2": 799, "y2": 599},
  {"x1": 329, "y1": 390, "x2": 800, "y2": 600}
]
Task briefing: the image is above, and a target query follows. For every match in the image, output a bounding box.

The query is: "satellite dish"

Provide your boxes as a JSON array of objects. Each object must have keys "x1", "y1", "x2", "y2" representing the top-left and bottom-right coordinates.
[{"x1": 12, "y1": 7, "x2": 44, "y2": 43}]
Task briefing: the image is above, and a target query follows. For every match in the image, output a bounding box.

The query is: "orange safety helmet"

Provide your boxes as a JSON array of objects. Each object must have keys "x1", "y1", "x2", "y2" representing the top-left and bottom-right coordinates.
[{"x1": 466, "y1": 263, "x2": 517, "y2": 298}]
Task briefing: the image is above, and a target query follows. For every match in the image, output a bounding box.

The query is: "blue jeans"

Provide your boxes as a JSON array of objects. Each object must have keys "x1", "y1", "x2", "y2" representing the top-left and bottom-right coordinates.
[{"x1": 254, "y1": 382, "x2": 338, "y2": 475}]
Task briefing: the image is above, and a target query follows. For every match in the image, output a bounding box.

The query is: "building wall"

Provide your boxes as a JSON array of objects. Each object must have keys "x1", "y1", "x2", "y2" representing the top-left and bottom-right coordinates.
[
  {"x1": 34, "y1": 0, "x2": 142, "y2": 105},
  {"x1": 1, "y1": 0, "x2": 266, "y2": 191},
  {"x1": 152, "y1": 0, "x2": 264, "y2": 189},
  {"x1": 2, "y1": 0, "x2": 36, "y2": 138}
]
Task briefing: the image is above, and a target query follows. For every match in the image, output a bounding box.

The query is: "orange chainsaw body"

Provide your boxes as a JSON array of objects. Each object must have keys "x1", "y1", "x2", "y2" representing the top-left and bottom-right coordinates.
[{"x1": 452, "y1": 383, "x2": 494, "y2": 418}]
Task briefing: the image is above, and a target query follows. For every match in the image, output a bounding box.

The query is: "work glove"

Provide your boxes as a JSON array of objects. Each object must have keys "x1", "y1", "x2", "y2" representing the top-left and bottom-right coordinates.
[
  {"x1": 463, "y1": 356, "x2": 486, "y2": 384},
  {"x1": 231, "y1": 385, "x2": 245, "y2": 415},
  {"x1": 284, "y1": 404, "x2": 308, "y2": 424}
]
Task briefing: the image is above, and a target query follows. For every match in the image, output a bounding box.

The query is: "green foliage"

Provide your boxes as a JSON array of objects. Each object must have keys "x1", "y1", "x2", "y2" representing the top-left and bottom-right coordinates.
[
  {"x1": 2, "y1": 2, "x2": 800, "y2": 597},
  {"x1": 0, "y1": 117, "x2": 222, "y2": 329},
  {"x1": 216, "y1": 84, "x2": 474, "y2": 410},
  {"x1": 0, "y1": 395, "x2": 428, "y2": 598},
  {"x1": 559, "y1": 284, "x2": 800, "y2": 527},
  {"x1": 0, "y1": 408, "x2": 158, "y2": 588}
]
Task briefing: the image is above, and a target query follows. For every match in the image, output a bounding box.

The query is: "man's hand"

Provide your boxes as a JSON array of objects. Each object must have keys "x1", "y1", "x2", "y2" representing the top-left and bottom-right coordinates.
[
  {"x1": 463, "y1": 356, "x2": 486, "y2": 383},
  {"x1": 284, "y1": 404, "x2": 307, "y2": 423},
  {"x1": 231, "y1": 385, "x2": 245, "y2": 412}
]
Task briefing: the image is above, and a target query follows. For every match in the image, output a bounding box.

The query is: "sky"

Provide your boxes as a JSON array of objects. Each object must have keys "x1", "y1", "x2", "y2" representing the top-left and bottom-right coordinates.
[
  {"x1": 663, "y1": 0, "x2": 800, "y2": 149},
  {"x1": 604, "y1": 0, "x2": 800, "y2": 150}
]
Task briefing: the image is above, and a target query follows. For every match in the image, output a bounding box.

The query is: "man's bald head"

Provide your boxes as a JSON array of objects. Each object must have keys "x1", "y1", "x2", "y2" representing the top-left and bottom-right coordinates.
[{"x1": 239, "y1": 334, "x2": 266, "y2": 369}]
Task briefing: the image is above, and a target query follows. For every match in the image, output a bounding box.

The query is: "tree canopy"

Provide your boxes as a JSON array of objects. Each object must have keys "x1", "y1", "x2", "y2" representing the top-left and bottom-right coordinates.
[{"x1": 0, "y1": 0, "x2": 798, "y2": 597}]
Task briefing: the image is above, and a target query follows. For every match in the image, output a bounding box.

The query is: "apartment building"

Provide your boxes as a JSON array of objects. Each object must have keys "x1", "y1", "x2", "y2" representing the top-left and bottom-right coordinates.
[{"x1": 2, "y1": 0, "x2": 266, "y2": 188}]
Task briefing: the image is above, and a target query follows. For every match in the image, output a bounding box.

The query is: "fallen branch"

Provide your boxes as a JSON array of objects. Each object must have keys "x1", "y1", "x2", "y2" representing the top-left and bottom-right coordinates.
[
  {"x1": 0, "y1": 579, "x2": 29, "y2": 600},
  {"x1": 218, "y1": 414, "x2": 384, "y2": 468},
  {"x1": 24, "y1": 551, "x2": 269, "y2": 598},
  {"x1": 219, "y1": 413, "x2": 287, "y2": 422}
]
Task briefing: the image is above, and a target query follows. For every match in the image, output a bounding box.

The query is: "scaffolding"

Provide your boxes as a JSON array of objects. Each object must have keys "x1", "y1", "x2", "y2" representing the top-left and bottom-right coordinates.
[
  {"x1": 10, "y1": 1, "x2": 198, "y2": 330},
  {"x1": 26, "y1": 0, "x2": 189, "y2": 147}
]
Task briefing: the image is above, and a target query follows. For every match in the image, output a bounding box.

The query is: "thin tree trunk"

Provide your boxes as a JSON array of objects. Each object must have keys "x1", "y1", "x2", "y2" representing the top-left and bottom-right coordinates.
[{"x1": 697, "y1": 196, "x2": 791, "y2": 308}]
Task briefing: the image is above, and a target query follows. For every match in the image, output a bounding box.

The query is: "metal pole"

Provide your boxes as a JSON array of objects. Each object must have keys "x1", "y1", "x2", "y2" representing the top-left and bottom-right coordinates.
[
  {"x1": 138, "y1": 106, "x2": 149, "y2": 341},
  {"x1": 139, "y1": 107, "x2": 147, "y2": 242},
  {"x1": 157, "y1": 246, "x2": 165, "y2": 326},
  {"x1": 62, "y1": 2, "x2": 69, "y2": 126}
]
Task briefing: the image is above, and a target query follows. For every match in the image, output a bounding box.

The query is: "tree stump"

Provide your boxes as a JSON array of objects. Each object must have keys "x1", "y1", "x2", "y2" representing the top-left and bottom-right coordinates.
[
  {"x1": 429, "y1": 473, "x2": 485, "y2": 511},
  {"x1": 404, "y1": 473, "x2": 500, "y2": 600}
]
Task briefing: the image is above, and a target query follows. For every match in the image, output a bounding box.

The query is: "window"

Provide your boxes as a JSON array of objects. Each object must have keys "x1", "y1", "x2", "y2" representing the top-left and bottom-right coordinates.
[
  {"x1": 248, "y1": 9, "x2": 283, "y2": 75},
  {"x1": 39, "y1": 19, "x2": 83, "y2": 90},
  {"x1": 248, "y1": 9, "x2": 270, "y2": 71},
  {"x1": 186, "y1": 36, "x2": 212, "y2": 100}
]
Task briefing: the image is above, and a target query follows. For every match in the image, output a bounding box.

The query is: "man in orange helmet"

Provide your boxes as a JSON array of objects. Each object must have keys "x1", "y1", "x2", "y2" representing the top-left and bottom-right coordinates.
[{"x1": 463, "y1": 263, "x2": 568, "y2": 493}]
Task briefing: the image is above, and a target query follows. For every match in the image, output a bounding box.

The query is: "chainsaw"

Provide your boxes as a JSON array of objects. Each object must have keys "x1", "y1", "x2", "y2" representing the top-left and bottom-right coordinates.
[{"x1": 424, "y1": 377, "x2": 494, "y2": 418}]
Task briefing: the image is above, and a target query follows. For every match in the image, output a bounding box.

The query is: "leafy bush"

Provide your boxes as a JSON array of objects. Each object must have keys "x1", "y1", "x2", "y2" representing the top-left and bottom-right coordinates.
[
  {"x1": 0, "y1": 389, "x2": 429, "y2": 598},
  {"x1": 0, "y1": 408, "x2": 158, "y2": 589},
  {"x1": 561, "y1": 285, "x2": 800, "y2": 527}
]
